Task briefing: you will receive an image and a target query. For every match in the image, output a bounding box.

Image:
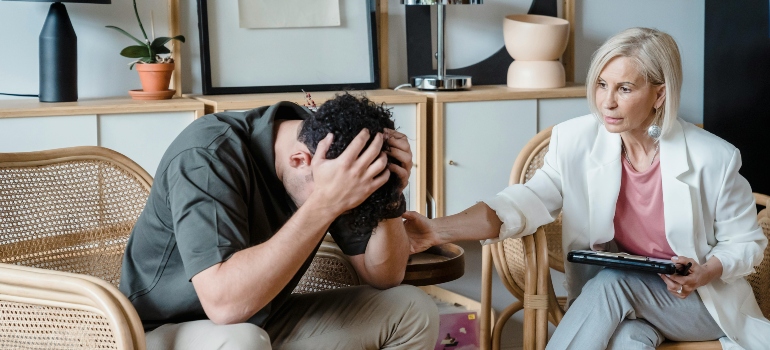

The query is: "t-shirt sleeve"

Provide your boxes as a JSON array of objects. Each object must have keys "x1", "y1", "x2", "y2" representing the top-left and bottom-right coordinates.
[{"x1": 166, "y1": 148, "x2": 252, "y2": 281}]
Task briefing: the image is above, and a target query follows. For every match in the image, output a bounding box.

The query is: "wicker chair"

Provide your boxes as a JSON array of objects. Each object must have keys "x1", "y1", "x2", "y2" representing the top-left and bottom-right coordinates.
[
  {"x1": 482, "y1": 128, "x2": 770, "y2": 350},
  {"x1": 481, "y1": 126, "x2": 560, "y2": 350},
  {"x1": 0, "y1": 146, "x2": 360, "y2": 349},
  {"x1": 0, "y1": 146, "x2": 151, "y2": 349}
]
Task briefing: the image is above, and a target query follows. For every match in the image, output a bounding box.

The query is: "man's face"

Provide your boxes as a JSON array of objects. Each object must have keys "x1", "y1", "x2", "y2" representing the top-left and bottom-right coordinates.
[{"x1": 284, "y1": 165, "x2": 314, "y2": 207}]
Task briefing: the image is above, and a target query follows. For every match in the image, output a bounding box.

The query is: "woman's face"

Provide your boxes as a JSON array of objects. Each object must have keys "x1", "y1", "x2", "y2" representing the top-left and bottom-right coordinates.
[{"x1": 595, "y1": 56, "x2": 666, "y2": 135}]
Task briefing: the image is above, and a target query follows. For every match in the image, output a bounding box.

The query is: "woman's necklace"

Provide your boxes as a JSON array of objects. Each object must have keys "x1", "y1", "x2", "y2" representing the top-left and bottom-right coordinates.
[{"x1": 621, "y1": 141, "x2": 659, "y2": 170}]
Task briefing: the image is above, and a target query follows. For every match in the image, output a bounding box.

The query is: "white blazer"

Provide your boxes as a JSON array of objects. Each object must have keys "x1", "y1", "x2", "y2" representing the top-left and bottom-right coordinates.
[{"x1": 484, "y1": 115, "x2": 769, "y2": 349}]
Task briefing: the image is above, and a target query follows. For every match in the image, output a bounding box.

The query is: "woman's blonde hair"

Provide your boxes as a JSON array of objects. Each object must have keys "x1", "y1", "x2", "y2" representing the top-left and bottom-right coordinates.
[{"x1": 586, "y1": 27, "x2": 682, "y2": 137}]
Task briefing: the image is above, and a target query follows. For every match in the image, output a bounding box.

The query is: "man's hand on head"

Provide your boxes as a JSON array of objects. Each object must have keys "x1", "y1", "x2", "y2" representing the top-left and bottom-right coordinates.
[
  {"x1": 384, "y1": 128, "x2": 413, "y2": 193},
  {"x1": 309, "y1": 129, "x2": 390, "y2": 217}
]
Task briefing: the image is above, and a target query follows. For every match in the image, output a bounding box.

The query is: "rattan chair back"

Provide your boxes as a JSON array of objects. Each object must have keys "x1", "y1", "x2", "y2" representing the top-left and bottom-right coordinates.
[
  {"x1": 747, "y1": 193, "x2": 770, "y2": 318},
  {"x1": 0, "y1": 146, "x2": 151, "y2": 350},
  {"x1": 0, "y1": 146, "x2": 153, "y2": 287},
  {"x1": 293, "y1": 235, "x2": 361, "y2": 293}
]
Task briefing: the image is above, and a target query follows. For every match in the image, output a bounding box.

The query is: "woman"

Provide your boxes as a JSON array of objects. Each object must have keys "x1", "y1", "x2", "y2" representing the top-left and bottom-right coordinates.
[{"x1": 404, "y1": 28, "x2": 770, "y2": 349}]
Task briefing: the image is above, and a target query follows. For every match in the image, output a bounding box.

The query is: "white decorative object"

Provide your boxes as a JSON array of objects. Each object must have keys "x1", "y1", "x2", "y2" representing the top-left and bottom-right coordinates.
[{"x1": 503, "y1": 14, "x2": 569, "y2": 89}]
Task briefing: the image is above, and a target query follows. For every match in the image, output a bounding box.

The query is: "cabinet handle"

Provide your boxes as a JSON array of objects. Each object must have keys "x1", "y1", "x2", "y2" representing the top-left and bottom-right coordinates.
[{"x1": 448, "y1": 160, "x2": 456, "y2": 166}]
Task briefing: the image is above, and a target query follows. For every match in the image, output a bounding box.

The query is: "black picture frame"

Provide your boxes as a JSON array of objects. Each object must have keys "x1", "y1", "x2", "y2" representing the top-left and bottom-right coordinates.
[
  {"x1": 196, "y1": 0, "x2": 380, "y2": 95},
  {"x1": 405, "y1": 0, "x2": 557, "y2": 85}
]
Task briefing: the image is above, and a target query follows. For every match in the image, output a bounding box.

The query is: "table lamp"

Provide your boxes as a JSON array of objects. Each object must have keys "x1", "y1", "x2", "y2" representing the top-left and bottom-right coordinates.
[
  {"x1": 4, "y1": 0, "x2": 111, "y2": 102},
  {"x1": 401, "y1": 0, "x2": 482, "y2": 91}
]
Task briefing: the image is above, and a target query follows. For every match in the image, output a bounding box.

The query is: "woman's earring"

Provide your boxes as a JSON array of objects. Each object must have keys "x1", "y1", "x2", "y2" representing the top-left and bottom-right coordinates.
[
  {"x1": 647, "y1": 124, "x2": 662, "y2": 140},
  {"x1": 648, "y1": 106, "x2": 662, "y2": 140}
]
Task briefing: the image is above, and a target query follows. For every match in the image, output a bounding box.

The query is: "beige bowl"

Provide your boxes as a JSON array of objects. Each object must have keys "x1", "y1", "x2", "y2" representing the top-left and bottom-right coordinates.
[
  {"x1": 503, "y1": 14, "x2": 570, "y2": 61},
  {"x1": 507, "y1": 60, "x2": 566, "y2": 89}
]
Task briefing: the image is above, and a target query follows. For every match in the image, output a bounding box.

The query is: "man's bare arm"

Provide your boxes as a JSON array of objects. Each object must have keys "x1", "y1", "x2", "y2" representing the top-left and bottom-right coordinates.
[{"x1": 348, "y1": 217, "x2": 411, "y2": 289}]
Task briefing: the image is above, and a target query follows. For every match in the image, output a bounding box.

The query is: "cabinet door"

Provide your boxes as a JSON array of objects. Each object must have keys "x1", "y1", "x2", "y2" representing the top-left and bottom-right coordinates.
[
  {"x1": 538, "y1": 97, "x2": 590, "y2": 131},
  {"x1": 389, "y1": 103, "x2": 420, "y2": 213},
  {"x1": 0, "y1": 115, "x2": 97, "y2": 152},
  {"x1": 99, "y1": 112, "x2": 195, "y2": 176},
  {"x1": 443, "y1": 100, "x2": 537, "y2": 216}
]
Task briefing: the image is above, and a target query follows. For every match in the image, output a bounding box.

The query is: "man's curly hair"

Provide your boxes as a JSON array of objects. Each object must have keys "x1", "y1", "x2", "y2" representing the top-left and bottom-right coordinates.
[{"x1": 298, "y1": 92, "x2": 405, "y2": 236}]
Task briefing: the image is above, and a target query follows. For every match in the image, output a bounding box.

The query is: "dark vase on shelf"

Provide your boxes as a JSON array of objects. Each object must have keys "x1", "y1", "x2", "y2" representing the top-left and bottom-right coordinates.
[{"x1": 39, "y1": 2, "x2": 77, "y2": 102}]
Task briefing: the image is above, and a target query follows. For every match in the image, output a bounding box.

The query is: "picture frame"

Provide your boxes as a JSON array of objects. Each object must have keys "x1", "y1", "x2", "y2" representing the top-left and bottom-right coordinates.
[{"x1": 196, "y1": 0, "x2": 380, "y2": 95}]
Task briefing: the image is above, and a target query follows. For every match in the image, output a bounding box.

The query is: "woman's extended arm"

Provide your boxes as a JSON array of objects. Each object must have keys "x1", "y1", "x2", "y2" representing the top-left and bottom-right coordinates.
[{"x1": 403, "y1": 202, "x2": 503, "y2": 253}]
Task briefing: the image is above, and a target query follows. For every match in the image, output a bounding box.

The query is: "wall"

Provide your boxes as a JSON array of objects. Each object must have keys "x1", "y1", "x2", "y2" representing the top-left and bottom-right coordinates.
[
  {"x1": 1, "y1": 1, "x2": 705, "y2": 124},
  {"x1": 0, "y1": 0, "x2": 170, "y2": 101},
  {"x1": 704, "y1": 0, "x2": 769, "y2": 196}
]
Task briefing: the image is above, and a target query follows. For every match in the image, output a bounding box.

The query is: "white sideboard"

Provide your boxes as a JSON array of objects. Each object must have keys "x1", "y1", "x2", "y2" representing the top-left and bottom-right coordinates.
[{"x1": 0, "y1": 98, "x2": 205, "y2": 177}]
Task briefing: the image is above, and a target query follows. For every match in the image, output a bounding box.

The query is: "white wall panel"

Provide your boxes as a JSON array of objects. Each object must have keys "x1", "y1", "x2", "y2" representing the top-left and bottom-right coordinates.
[
  {"x1": 99, "y1": 112, "x2": 194, "y2": 176},
  {"x1": 0, "y1": 115, "x2": 97, "y2": 152}
]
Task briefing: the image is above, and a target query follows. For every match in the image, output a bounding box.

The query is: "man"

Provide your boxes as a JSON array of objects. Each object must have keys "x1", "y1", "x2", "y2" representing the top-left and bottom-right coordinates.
[{"x1": 119, "y1": 93, "x2": 439, "y2": 349}]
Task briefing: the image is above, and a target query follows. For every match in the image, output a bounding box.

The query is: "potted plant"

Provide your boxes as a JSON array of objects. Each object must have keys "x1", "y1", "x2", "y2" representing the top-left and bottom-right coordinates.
[{"x1": 107, "y1": 0, "x2": 184, "y2": 100}]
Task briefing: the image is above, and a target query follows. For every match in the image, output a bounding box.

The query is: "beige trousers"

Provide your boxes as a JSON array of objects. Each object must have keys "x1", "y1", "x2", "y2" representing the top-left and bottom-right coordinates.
[{"x1": 145, "y1": 285, "x2": 439, "y2": 350}]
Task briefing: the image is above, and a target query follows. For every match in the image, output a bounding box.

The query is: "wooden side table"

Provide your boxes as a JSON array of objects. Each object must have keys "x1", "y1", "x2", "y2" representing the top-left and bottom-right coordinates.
[{"x1": 404, "y1": 243, "x2": 465, "y2": 286}]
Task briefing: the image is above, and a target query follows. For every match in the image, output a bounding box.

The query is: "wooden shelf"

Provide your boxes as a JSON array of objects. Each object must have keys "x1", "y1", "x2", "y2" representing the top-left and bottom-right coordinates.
[
  {"x1": 0, "y1": 97, "x2": 205, "y2": 119},
  {"x1": 400, "y1": 83, "x2": 586, "y2": 103},
  {"x1": 187, "y1": 89, "x2": 428, "y2": 113}
]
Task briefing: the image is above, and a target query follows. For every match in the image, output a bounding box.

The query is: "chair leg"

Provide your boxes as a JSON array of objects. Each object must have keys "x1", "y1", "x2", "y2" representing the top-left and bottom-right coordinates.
[
  {"x1": 523, "y1": 235, "x2": 538, "y2": 350},
  {"x1": 480, "y1": 244, "x2": 494, "y2": 350},
  {"x1": 492, "y1": 301, "x2": 524, "y2": 350}
]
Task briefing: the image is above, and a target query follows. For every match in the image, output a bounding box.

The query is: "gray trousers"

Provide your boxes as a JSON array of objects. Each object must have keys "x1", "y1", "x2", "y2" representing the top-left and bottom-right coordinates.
[
  {"x1": 145, "y1": 285, "x2": 439, "y2": 350},
  {"x1": 546, "y1": 269, "x2": 725, "y2": 350}
]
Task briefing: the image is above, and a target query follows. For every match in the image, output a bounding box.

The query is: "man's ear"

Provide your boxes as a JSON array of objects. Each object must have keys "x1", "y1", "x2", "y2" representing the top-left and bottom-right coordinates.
[{"x1": 288, "y1": 150, "x2": 313, "y2": 169}]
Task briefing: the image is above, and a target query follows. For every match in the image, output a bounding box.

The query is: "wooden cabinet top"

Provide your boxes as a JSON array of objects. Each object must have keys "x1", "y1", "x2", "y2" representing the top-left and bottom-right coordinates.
[
  {"x1": 187, "y1": 89, "x2": 428, "y2": 113},
  {"x1": 401, "y1": 83, "x2": 586, "y2": 103},
  {"x1": 0, "y1": 97, "x2": 205, "y2": 119}
]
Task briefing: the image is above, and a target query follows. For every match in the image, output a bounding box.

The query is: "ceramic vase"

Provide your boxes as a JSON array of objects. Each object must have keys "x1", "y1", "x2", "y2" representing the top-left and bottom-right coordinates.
[{"x1": 503, "y1": 14, "x2": 570, "y2": 89}]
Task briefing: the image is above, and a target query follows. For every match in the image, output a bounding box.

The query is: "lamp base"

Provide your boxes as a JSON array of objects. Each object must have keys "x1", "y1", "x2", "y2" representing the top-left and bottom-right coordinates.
[{"x1": 411, "y1": 75, "x2": 472, "y2": 91}]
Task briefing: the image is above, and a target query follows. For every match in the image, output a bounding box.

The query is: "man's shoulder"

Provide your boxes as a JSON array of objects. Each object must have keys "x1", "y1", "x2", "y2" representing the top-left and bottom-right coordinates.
[{"x1": 156, "y1": 114, "x2": 249, "y2": 177}]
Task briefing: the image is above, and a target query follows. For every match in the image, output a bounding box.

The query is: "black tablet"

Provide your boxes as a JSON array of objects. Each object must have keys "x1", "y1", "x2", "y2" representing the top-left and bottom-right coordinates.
[{"x1": 567, "y1": 250, "x2": 690, "y2": 275}]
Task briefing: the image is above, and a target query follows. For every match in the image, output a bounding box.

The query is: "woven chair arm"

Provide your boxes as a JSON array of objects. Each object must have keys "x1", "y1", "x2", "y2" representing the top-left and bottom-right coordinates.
[{"x1": 0, "y1": 263, "x2": 144, "y2": 350}]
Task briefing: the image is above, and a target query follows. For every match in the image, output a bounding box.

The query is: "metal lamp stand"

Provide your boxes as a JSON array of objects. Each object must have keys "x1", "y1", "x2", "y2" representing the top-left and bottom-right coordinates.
[{"x1": 404, "y1": 0, "x2": 481, "y2": 91}]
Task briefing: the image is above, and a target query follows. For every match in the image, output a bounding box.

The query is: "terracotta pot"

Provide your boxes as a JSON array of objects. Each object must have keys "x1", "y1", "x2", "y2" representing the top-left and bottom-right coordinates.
[{"x1": 135, "y1": 62, "x2": 174, "y2": 92}]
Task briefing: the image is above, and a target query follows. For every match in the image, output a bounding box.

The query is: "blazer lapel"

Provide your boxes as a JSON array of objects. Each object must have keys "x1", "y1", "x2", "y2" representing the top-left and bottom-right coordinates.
[
  {"x1": 586, "y1": 125, "x2": 622, "y2": 248},
  {"x1": 660, "y1": 119, "x2": 697, "y2": 259}
]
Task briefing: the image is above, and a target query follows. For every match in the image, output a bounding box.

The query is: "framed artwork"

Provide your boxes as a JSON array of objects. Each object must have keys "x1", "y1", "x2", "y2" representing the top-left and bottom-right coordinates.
[{"x1": 196, "y1": 0, "x2": 380, "y2": 95}]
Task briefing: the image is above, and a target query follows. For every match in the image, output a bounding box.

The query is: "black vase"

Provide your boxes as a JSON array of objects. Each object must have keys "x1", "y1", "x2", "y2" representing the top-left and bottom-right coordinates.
[{"x1": 39, "y1": 2, "x2": 77, "y2": 102}]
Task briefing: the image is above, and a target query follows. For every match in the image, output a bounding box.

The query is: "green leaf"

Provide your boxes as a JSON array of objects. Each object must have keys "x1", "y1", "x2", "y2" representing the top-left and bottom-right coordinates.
[
  {"x1": 106, "y1": 26, "x2": 145, "y2": 46},
  {"x1": 120, "y1": 45, "x2": 152, "y2": 58},
  {"x1": 150, "y1": 35, "x2": 186, "y2": 50},
  {"x1": 153, "y1": 46, "x2": 171, "y2": 55}
]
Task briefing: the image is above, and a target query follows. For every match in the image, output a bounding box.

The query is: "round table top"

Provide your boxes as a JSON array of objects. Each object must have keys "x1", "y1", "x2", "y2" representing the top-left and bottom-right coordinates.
[{"x1": 403, "y1": 243, "x2": 465, "y2": 286}]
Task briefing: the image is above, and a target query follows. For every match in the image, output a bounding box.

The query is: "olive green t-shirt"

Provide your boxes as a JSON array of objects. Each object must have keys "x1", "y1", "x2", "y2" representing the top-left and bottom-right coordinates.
[{"x1": 119, "y1": 102, "x2": 371, "y2": 331}]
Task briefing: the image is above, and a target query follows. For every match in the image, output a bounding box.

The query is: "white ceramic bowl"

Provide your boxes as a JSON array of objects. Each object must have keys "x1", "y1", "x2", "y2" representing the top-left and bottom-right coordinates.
[{"x1": 503, "y1": 14, "x2": 570, "y2": 61}]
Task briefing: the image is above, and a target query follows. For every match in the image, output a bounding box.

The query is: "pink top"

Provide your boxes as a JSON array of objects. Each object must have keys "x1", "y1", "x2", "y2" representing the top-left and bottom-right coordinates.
[{"x1": 613, "y1": 156, "x2": 676, "y2": 259}]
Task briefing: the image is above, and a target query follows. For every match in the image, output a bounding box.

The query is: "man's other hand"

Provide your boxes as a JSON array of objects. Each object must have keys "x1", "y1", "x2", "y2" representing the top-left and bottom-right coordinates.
[
  {"x1": 384, "y1": 128, "x2": 413, "y2": 193},
  {"x1": 310, "y1": 130, "x2": 390, "y2": 216}
]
